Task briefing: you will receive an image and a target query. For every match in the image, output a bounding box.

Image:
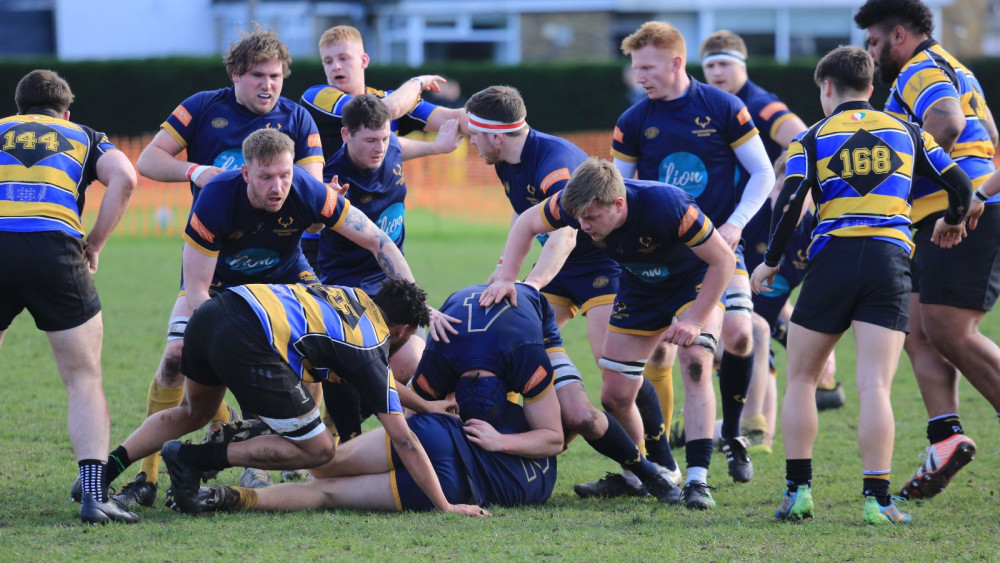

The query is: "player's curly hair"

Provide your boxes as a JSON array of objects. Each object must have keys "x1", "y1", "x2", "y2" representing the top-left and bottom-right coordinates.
[
  {"x1": 854, "y1": 0, "x2": 934, "y2": 36},
  {"x1": 621, "y1": 21, "x2": 686, "y2": 57},
  {"x1": 561, "y1": 158, "x2": 626, "y2": 217},
  {"x1": 373, "y1": 278, "x2": 431, "y2": 328},
  {"x1": 15, "y1": 70, "x2": 74, "y2": 114},
  {"x1": 343, "y1": 94, "x2": 391, "y2": 134},
  {"x1": 224, "y1": 25, "x2": 292, "y2": 78}
]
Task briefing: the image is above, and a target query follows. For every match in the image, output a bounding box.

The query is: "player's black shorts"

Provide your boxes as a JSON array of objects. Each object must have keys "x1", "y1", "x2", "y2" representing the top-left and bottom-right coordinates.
[
  {"x1": 0, "y1": 231, "x2": 101, "y2": 332},
  {"x1": 181, "y1": 292, "x2": 316, "y2": 420},
  {"x1": 792, "y1": 237, "x2": 910, "y2": 334},
  {"x1": 912, "y1": 204, "x2": 1000, "y2": 311}
]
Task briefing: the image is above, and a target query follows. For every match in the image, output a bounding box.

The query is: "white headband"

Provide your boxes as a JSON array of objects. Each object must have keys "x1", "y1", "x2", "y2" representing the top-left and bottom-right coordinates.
[
  {"x1": 702, "y1": 50, "x2": 747, "y2": 66},
  {"x1": 468, "y1": 112, "x2": 527, "y2": 134}
]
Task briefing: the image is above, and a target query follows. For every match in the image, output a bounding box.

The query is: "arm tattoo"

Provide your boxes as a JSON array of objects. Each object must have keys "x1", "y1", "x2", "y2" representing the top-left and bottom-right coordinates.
[
  {"x1": 376, "y1": 250, "x2": 399, "y2": 279},
  {"x1": 345, "y1": 207, "x2": 368, "y2": 232}
]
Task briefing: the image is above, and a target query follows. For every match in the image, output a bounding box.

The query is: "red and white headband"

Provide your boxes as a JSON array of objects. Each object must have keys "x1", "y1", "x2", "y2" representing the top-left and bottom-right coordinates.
[{"x1": 468, "y1": 112, "x2": 527, "y2": 134}]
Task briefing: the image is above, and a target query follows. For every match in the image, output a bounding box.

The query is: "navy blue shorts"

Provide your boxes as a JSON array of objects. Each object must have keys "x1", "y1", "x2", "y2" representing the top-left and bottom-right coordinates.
[{"x1": 541, "y1": 257, "x2": 619, "y2": 317}]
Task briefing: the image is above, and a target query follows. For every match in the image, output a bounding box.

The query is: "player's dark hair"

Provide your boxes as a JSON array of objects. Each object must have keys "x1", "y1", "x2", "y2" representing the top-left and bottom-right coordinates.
[
  {"x1": 464, "y1": 85, "x2": 527, "y2": 137},
  {"x1": 15, "y1": 69, "x2": 74, "y2": 114},
  {"x1": 373, "y1": 278, "x2": 431, "y2": 328},
  {"x1": 224, "y1": 24, "x2": 292, "y2": 78},
  {"x1": 342, "y1": 94, "x2": 391, "y2": 135},
  {"x1": 854, "y1": 0, "x2": 934, "y2": 37},
  {"x1": 562, "y1": 158, "x2": 626, "y2": 217},
  {"x1": 242, "y1": 127, "x2": 294, "y2": 165},
  {"x1": 815, "y1": 46, "x2": 874, "y2": 95}
]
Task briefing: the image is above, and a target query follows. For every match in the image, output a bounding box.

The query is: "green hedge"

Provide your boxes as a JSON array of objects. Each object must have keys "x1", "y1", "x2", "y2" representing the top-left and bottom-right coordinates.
[{"x1": 0, "y1": 56, "x2": 996, "y2": 137}]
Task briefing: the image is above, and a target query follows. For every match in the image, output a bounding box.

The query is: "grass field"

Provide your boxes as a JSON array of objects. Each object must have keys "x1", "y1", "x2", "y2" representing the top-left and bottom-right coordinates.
[{"x1": 1, "y1": 209, "x2": 999, "y2": 560}]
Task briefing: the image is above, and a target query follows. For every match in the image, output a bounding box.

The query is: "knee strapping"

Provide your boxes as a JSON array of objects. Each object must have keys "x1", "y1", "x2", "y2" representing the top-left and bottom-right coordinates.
[
  {"x1": 693, "y1": 333, "x2": 718, "y2": 355},
  {"x1": 551, "y1": 359, "x2": 583, "y2": 389},
  {"x1": 167, "y1": 316, "x2": 189, "y2": 342},
  {"x1": 598, "y1": 357, "x2": 646, "y2": 379},
  {"x1": 725, "y1": 289, "x2": 754, "y2": 318}
]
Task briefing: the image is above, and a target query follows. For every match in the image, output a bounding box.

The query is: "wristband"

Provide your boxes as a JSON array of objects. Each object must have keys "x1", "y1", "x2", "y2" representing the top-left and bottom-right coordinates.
[
  {"x1": 189, "y1": 165, "x2": 211, "y2": 184},
  {"x1": 974, "y1": 187, "x2": 989, "y2": 203},
  {"x1": 185, "y1": 164, "x2": 198, "y2": 180}
]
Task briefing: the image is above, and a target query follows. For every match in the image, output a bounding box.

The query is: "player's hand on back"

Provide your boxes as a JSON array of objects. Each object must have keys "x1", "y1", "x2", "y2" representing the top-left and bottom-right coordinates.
[
  {"x1": 462, "y1": 418, "x2": 504, "y2": 452},
  {"x1": 428, "y1": 306, "x2": 460, "y2": 343},
  {"x1": 479, "y1": 280, "x2": 517, "y2": 307}
]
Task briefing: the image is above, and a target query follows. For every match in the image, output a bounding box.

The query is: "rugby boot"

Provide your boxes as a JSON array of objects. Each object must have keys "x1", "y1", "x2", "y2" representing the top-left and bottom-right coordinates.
[
  {"x1": 112, "y1": 472, "x2": 157, "y2": 508},
  {"x1": 681, "y1": 481, "x2": 716, "y2": 510},
  {"x1": 79, "y1": 493, "x2": 139, "y2": 525},
  {"x1": 239, "y1": 467, "x2": 274, "y2": 489},
  {"x1": 722, "y1": 436, "x2": 754, "y2": 483},
  {"x1": 161, "y1": 441, "x2": 202, "y2": 515},
  {"x1": 899, "y1": 434, "x2": 976, "y2": 500},
  {"x1": 640, "y1": 471, "x2": 683, "y2": 504},
  {"x1": 573, "y1": 473, "x2": 645, "y2": 499},
  {"x1": 816, "y1": 381, "x2": 846, "y2": 411},
  {"x1": 862, "y1": 496, "x2": 911, "y2": 524},
  {"x1": 198, "y1": 485, "x2": 243, "y2": 513},
  {"x1": 774, "y1": 485, "x2": 814, "y2": 521}
]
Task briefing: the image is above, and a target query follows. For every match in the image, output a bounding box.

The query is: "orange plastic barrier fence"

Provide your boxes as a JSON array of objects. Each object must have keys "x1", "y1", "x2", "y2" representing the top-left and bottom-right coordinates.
[{"x1": 81, "y1": 131, "x2": 617, "y2": 237}]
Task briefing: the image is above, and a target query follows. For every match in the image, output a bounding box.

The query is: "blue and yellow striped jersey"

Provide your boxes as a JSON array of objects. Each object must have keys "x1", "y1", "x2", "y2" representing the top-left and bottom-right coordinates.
[
  {"x1": 883, "y1": 39, "x2": 996, "y2": 221},
  {"x1": 0, "y1": 112, "x2": 117, "y2": 238},
  {"x1": 766, "y1": 101, "x2": 962, "y2": 265},
  {"x1": 229, "y1": 283, "x2": 403, "y2": 415}
]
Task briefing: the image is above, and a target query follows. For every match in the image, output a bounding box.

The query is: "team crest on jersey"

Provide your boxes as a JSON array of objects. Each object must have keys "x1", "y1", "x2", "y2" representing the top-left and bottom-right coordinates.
[
  {"x1": 265, "y1": 123, "x2": 283, "y2": 130},
  {"x1": 692, "y1": 116, "x2": 717, "y2": 137},
  {"x1": 612, "y1": 300, "x2": 629, "y2": 319},
  {"x1": 794, "y1": 249, "x2": 809, "y2": 270},
  {"x1": 592, "y1": 276, "x2": 610, "y2": 289},
  {"x1": 359, "y1": 194, "x2": 374, "y2": 204},
  {"x1": 228, "y1": 230, "x2": 244, "y2": 240},
  {"x1": 273, "y1": 216, "x2": 297, "y2": 236},
  {"x1": 393, "y1": 163, "x2": 404, "y2": 186},
  {"x1": 637, "y1": 236, "x2": 660, "y2": 254},
  {"x1": 644, "y1": 127, "x2": 659, "y2": 139},
  {"x1": 211, "y1": 118, "x2": 228, "y2": 129}
]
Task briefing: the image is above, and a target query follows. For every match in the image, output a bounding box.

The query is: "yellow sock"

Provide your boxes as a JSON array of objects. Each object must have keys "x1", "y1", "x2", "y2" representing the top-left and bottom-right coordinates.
[
  {"x1": 210, "y1": 400, "x2": 234, "y2": 424},
  {"x1": 637, "y1": 441, "x2": 648, "y2": 458},
  {"x1": 138, "y1": 381, "x2": 184, "y2": 484},
  {"x1": 233, "y1": 486, "x2": 259, "y2": 510},
  {"x1": 740, "y1": 413, "x2": 767, "y2": 434},
  {"x1": 506, "y1": 391, "x2": 521, "y2": 404},
  {"x1": 643, "y1": 363, "x2": 674, "y2": 431}
]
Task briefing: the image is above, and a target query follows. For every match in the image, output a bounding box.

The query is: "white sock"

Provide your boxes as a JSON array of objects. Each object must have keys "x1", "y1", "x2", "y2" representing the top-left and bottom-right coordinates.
[
  {"x1": 621, "y1": 469, "x2": 642, "y2": 488},
  {"x1": 685, "y1": 466, "x2": 708, "y2": 485}
]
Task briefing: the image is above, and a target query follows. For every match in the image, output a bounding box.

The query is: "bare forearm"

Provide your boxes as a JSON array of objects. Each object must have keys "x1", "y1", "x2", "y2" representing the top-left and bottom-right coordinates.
[{"x1": 496, "y1": 429, "x2": 563, "y2": 458}]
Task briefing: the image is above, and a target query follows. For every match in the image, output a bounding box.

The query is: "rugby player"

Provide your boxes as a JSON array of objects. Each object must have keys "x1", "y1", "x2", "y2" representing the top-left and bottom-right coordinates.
[
  {"x1": 0, "y1": 70, "x2": 137, "y2": 524},
  {"x1": 856, "y1": 0, "x2": 1000, "y2": 501},
  {"x1": 483, "y1": 159, "x2": 736, "y2": 509},
  {"x1": 315, "y1": 94, "x2": 461, "y2": 441},
  {"x1": 119, "y1": 28, "x2": 325, "y2": 505},
  {"x1": 751, "y1": 46, "x2": 971, "y2": 524},
  {"x1": 465, "y1": 85, "x2": 682, "y2": 496},
  {"x1": 612, "y1": 21, "x2": 775, "y2": 484}
]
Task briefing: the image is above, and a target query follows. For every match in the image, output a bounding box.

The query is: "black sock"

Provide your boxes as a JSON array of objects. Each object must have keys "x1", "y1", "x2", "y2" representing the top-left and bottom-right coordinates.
[
  {"x1": 719, "y1": 351, "x2": 753, "y2": 439},
  {"x1": 177, "y1": 442, "x2": 231, "y2": 472},
  {"x1": 79, "y1": 459, "x2": 108, "y2": 503},
  {"x1": 584, "y1": 412, "x2": 657, "y2": 483},
  {"x1": 636, "y1": 378, "x2": 677, "y2": 471},
  {"x1": 863, "y1": 478, "x2": 891, "y2": 505},
  {"x1": 926, "y1": 415, "x2": 963, "y2": 444},
  {"x1": 105, "y1": 445, "x2": 131, "y2": 486},
  {"x1": 685, "y1": 438, "x2": 713, "y2": 472},
  {"x1": 785, "y1": 458, "x2": 812, "y2": 491}
]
